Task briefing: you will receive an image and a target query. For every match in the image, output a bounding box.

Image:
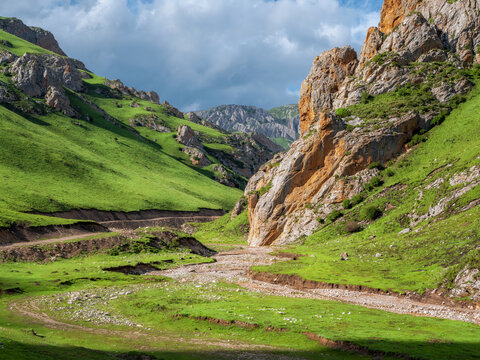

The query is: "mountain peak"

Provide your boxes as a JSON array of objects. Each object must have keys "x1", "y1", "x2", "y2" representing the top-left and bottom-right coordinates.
[{"x1": 0, "y1": 17, "x2": 66, "y2": 56}]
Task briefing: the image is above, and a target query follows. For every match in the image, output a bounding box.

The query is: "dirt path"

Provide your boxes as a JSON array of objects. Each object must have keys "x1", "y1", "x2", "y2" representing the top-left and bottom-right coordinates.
[
  {"x1": 147, "y1": 246, "x2": 480, "y2": 325},
  {"x1": 0, "y1": 232, "x2": 105, "y2": 250},
  {"x1": 100, "y1": 215, "x2": 221, "y2": 230}
]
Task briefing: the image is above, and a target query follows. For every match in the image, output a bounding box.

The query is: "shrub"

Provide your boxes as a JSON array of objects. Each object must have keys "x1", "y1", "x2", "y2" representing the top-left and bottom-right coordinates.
[
  {"x1": 384, "y1": 168, "x2": 395, "y2": 177},
  {"x1": 342, "y1": 199, "x2": 352, "y2": 209},
  {"x1": 326, "y1": 210, "x2": 343, "y2": 222},
  {"x1": 336, "y1": 107, "x2": 351, "y2": 118},
  {"x1": 408, "y1": 134, "x2": 425, "y2": 147},
  {"x1": 431, "y1": 110, "x2": 449, "y2": 126},
  {"x1": 317, "y1": 217, "x2": 325, "y2": 224},
  {"x1": 350, "y1": 194, "x2": 364, "y2": 206},
  {"x1": 368, "y1": 161, "x2": 384, "y2": 170},
  {"x1": 364, "y1": 176, "x2": 383, "y2": 191},
  {"x1": 362, "y1": 206, "x2": 383, "y2": 221},
  {"x1": 345, "y1": 221, "x2": 361, "y2": 233},
  {"x1": 448, "y1": 94, "x2": 466, "y2": 108},
  {"x1": 360, "y1": 91, "x2": 373, "y2": 104},
  {"x1": 346, "y1": 124, "x2": 355, "y2": 132}
]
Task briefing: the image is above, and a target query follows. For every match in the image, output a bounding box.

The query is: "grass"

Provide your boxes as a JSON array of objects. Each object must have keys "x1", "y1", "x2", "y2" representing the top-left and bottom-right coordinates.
[
  {"x1": 343, "y1": 62, "x2": 480, "y2": 125},
  {"x1": 0, "y1": 30, "x2": 242, "y2": 228},
  {"x1": 1, "y1": 250, "x2": 480, "y2": 360},
  {"x1": 190, "y1": 210, "x2": 249, "y2": 244},
  {"x1": 253, "y1": 84, "x2": 480, "y2": 294},
  {"x1": 0, "y1": 104, "x2": 241, "y2": 227},
  {"x1": 271, "y1": 137, "x2": 293, "y2": 149},
  {"x1": 0, "y1": 29, "x2": 54, "y2": 56},
  {"x1": 1, "y1": 229, "x2": 479, "y2": 360}
]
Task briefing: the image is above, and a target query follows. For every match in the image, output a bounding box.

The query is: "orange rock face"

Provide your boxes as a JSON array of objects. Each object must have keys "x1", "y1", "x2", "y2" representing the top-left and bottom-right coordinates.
[
  {"x1": 379, "y1": 0, "x2": 420, "y2": 34},
  {"x1": 299, "y1": 47, "x2": 358, "y2": 136},
  {"x1": 358, "y1": 27, "x2": 384, "y2": 67}
]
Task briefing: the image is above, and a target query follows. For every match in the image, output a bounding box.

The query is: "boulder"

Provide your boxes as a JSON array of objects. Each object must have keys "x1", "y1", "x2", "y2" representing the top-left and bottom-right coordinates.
[
  {"x1": 45, "y1": 86, "x2": 76, "y2": 117},
  {"x1": 183, "y1": 146, "x2": 210, "y2": 167},
  {"x1": 177, "y1": 125, "x2": 202, "y2": 148}
]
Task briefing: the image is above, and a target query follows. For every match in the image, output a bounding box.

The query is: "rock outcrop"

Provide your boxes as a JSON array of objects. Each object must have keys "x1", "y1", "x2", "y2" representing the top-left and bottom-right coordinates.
[
  {"x1": 5, "y1": 52, "x2": 88, "y2": 116},
  {"x1": 196, "y1": 104, "x2": 299, "y2": 141},
  {"x1": 105, "y1": 78, "x2": 160, "y2": 104},
  {"x1": 0, "y1": 17, "x2": 66, "y2": 56},
  {"x1": 244, "y1": 0, "x2": 480, "y2": 246},
  {"x1": 176, "y1": 125, "x2": 211, "y2": 167}
]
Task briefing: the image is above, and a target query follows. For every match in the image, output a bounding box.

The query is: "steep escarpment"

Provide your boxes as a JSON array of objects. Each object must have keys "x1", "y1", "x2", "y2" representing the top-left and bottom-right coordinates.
[
  {"x1": 244, "y1": 0, "x2": 480, "y2": 246},
  {"x1": 0, "y1": 17, "x2": 66, "y2": 56}
]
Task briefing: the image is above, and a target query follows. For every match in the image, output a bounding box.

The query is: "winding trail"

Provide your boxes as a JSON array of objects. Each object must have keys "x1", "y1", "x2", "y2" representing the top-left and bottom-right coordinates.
[
  {"x1": 147, "y1": 246, "x2": 480, "y2": 325},
  {"x1": 0, "y1": 232, "x2": 106, "y2": 250}
]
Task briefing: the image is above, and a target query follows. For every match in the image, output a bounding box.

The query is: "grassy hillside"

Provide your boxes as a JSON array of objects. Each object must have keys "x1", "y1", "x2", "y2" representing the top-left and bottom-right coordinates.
[
  {"x1": 254, "y1": 84, "x2": 480, "y2": 295},
  {"x1": 0, "y1": 31, "x2": 241, "y2": 228}
]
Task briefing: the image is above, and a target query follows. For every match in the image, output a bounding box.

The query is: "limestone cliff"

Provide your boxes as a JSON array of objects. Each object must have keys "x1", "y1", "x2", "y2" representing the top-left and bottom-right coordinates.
[{"x1": 244, "y1": 0, "x2": 480, "y2": 246}]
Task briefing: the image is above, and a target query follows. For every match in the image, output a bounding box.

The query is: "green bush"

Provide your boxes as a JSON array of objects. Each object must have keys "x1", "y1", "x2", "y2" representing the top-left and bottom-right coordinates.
[
  {"x1": 368, "y1": 161, "x2": 384, "y2": 170},
  {"x1": 408, "y1": 133, "x2": 427, "y2": 147},
  {"x1": 326, "y1": 210, "x2": 343, "y2": 222},
  {"x1": 361, "y1": 206, "x2": 383, "y2": 221},
  {"x1": 342, "y1": 199, "x2": 352, "y2": 209},
  {"x1": 364, "y1": 176, "x2": 383, "y2": 191},
  {"x1": 384, "y1": 168, "x2": 395, "y2": 177},
  {"x1": 336, "y1": 107, "x2": 351, "y2": 118},
  {"x1": 346, "y1": 124, "x2": 355, "y2": 132},
  {"x1": 431, "y1": 110, "x2": 449, "y2": 126},
  {"x1": 350, "y1": 194, "x2": 364, "y2": 206},
  {"x1": 360, "y1": 91, "x2": 373, "y2": 104}
]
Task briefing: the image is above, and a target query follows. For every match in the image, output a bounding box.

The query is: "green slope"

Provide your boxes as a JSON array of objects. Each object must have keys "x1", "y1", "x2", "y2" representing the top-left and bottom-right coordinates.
[
  {"x1": 255, "y1": 85, "x2": 480, "y2": 295},
  {"x1": 0, "y1": 30, "x2": 241, "y2": 228}
]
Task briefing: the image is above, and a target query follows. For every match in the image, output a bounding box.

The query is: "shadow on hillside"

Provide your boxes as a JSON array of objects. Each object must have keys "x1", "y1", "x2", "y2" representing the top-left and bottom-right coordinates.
[{"x1": 2, "y1": 338, "x2": 480, "y2": 360}]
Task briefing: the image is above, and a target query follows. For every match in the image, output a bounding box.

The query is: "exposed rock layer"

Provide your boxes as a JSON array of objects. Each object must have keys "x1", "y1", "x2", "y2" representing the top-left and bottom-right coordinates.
[{"x1": 245, "y1": 0, "x2": 480, "y2": 246}]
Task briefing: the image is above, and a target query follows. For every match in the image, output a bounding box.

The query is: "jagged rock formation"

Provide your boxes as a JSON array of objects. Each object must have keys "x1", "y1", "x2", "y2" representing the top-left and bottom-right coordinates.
[
  {"x1": 105, "y1": 78, "x2": 160, "y2": 104},
  {"x1": 0, "y1": 52, "x2": 88, "y2": 116},
  {"x1": 244, "y1": 0, "x2": 480, "y2": 246},
  {"x1": 0, "y1": 17, "x2": 66, "y2": 56},
  {"x1": 175, "y1": 124, "x2": 282, "y2": 187},
  {"x1": 195, "y1": 104, "x2": 299, "y2": 141},
  {"x1": 129, "y1": 113, "x2": 170, "y2": 133},
  {"x1": 207, "y1": 132, "x2": 282, "y2": 179}
]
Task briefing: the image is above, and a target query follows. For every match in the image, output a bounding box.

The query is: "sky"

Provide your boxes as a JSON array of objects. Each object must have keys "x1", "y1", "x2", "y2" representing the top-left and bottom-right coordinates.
[{"x1": 0, "y1": 0, "x2": 383, "y2": 111}]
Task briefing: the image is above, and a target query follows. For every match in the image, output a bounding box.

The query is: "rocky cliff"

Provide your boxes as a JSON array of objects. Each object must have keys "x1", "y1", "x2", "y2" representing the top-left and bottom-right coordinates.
[
  {"x1": 0, "y1": 17, "x2": 66, "y2": 56},
  {"x1": 243, "y1": 0, "x2": 480, "y2": 246},
  {"x1": 195, "y1": 104, "x2": 299, "y2": 141}
]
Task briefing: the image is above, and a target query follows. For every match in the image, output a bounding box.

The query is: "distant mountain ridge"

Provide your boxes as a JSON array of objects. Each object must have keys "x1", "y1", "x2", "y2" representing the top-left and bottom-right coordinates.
[{"x1": 195, "y1": 104, "x2": 299, "y2": 143}]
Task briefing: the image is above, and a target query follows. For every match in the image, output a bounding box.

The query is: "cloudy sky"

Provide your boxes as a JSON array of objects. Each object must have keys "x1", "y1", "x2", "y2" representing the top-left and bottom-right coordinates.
[{"x1": 0, "y1": 0, "x2": 383, "y2": 111}]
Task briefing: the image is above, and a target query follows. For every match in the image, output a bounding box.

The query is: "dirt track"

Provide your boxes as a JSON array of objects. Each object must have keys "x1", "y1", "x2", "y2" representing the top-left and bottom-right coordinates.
[{"x1": 147, "y1": 246, "x2": 480, "y2": 325}]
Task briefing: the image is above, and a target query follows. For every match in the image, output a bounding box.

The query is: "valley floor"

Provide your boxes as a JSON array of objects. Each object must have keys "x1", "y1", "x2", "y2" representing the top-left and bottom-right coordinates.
[
  {"x1": 149, "y1": 246, "x2": 480, "y2": 325},
  {"x1": 1, "y1": 237, "x2": 480, "y2": 360}
]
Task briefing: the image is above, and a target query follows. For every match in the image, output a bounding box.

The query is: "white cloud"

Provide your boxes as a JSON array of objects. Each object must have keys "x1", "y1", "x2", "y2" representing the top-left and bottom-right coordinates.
[{"x1": 0, "y1": 0, "x2": 380, "y2": 110}]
